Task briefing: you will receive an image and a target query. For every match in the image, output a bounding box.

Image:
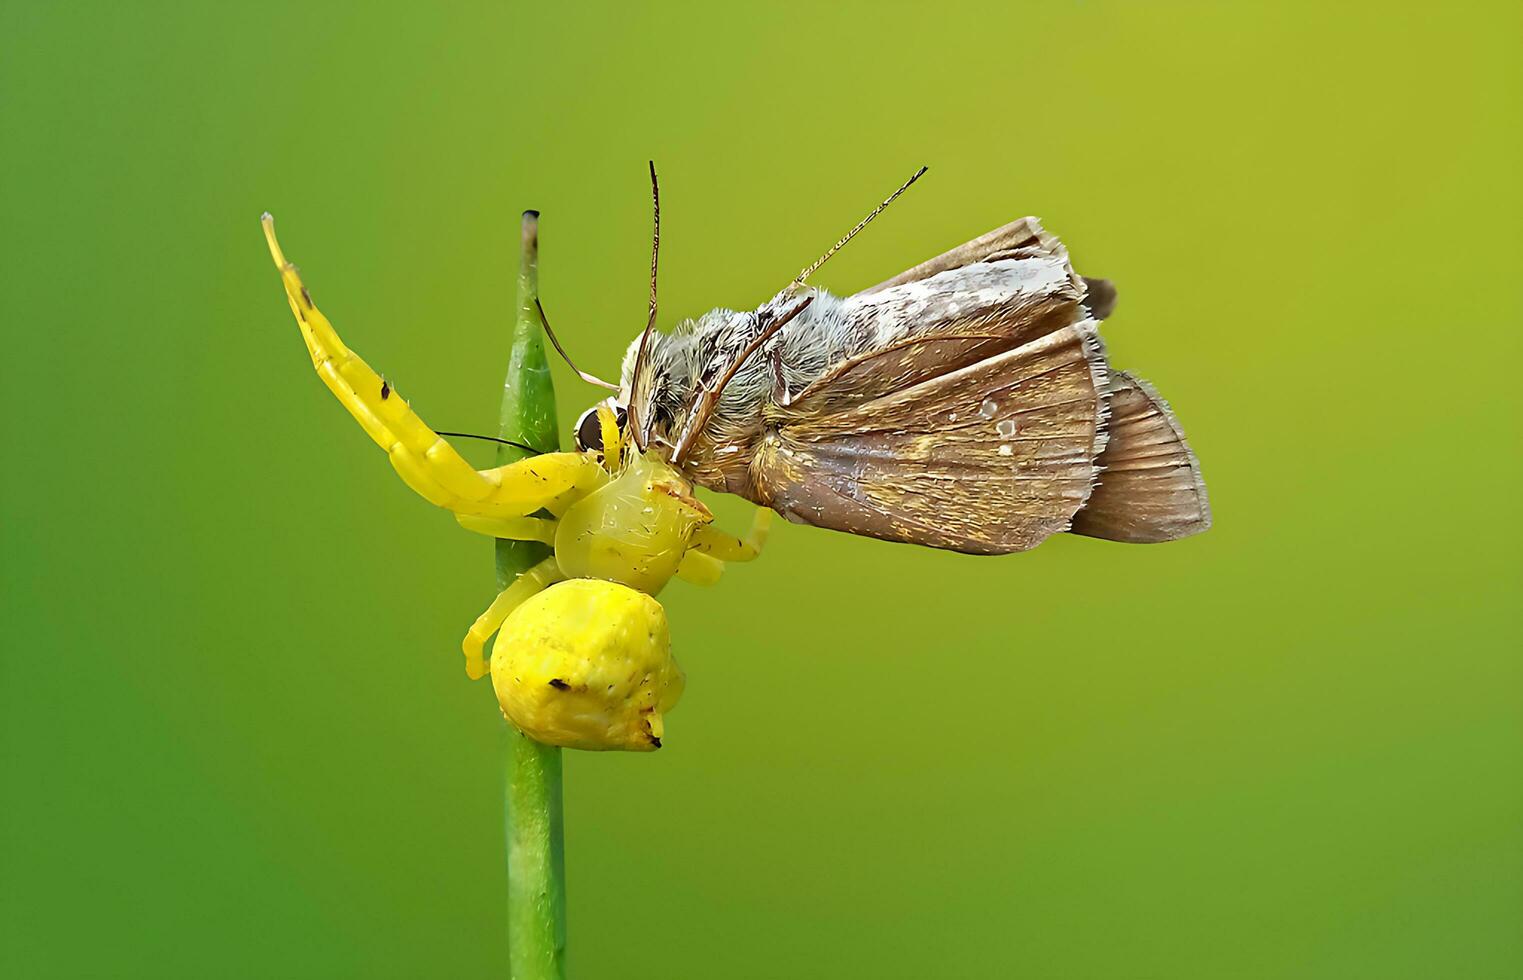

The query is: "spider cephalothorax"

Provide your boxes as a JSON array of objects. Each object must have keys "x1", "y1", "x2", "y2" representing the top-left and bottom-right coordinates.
[{"x1": 553, "y1": 433, "x2": 714, "y2": 594}]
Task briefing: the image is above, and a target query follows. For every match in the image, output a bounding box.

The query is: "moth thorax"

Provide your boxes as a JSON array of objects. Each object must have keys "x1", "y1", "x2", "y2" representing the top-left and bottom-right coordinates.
[{"x1": 553, "y1": 452, "x2": 711, "y2": 595}]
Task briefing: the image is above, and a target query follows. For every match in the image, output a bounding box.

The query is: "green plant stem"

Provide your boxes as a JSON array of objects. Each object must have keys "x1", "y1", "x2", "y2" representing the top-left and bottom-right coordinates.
[{"x1": 495, "y1": 210, "x2": 567, "y2": 980}]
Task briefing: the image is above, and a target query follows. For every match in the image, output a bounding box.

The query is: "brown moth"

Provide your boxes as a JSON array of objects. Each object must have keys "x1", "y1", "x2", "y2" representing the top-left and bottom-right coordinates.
[{"x1": 566, "y1": 167, "x2": 1210, "y2": 555}]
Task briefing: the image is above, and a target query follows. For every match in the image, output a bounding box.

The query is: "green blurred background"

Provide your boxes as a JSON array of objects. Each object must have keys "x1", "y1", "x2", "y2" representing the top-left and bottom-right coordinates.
[{"x1": 3, "y1": 2, "x2": 1519, "y2": 977}]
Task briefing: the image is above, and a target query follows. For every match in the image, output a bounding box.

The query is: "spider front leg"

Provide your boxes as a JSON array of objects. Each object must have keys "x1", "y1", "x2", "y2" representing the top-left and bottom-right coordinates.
[{"x1": 262, "y1": 214, "x2": 603, "y2": 520}]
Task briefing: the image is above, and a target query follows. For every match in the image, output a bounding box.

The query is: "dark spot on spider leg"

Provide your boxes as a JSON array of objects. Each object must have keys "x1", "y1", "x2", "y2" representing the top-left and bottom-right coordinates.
[
  {"x1": 380, "y1": 378, "x2": 391, "y2": 400},
  {"x1": 299, "y1": 285, "x2": 314, "y2": 309}
]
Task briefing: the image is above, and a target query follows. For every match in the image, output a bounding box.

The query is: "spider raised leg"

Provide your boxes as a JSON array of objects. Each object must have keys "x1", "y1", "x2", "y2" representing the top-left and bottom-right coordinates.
[
  {"x1": 262, "y1": 214, "x2": 605, "y2": 518},
  {"x1": 263, "y1": 216, "x2": 769, "y2": 682}
]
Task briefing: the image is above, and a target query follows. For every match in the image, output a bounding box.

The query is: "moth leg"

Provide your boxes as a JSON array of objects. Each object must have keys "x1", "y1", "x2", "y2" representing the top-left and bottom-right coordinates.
[
  {"x1": 689, "y1": 508, "x2": 772, "y2": 562},
  {"x1": 461, "y1": 557, "x2": 564, "y2": 680},
  {"x1": 676, "y1": 550, "x2": 725, "y2": 586},
  {"x1": 262, "y1": 215, "x2": 603, "y2": 519}
]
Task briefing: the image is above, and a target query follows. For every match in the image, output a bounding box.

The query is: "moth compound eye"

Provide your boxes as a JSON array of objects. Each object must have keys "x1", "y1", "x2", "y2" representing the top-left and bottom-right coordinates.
[
  {"x1": 491, "y1": 579, "x2": 682, "y2": 751},
  {"x1": 574, "y1": 407, "x2": 603, "y2": 452},
  {"x1": 575, "y1": 402, "x2": 629, "y2": 454}
]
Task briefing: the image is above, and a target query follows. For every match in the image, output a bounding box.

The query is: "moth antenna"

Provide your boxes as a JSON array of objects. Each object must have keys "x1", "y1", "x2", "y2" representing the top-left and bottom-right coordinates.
[
  {"x1": 792, "y1": 165, "x2": 928, "y2": 287},
  {"x1": 669, "y1": 294, "x2": 814, "y2": 466},
  {"x1": 628, "y1": 160, "x2": 661, "y2": 451},
  {"x1": 535, "y1": 298, "x2": 618, "y2": 390}
]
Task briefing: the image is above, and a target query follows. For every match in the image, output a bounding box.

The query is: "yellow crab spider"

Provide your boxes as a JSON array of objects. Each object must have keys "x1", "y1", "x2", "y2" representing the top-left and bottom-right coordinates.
[{"x1": 261, "y1": 215, "x2": 770, "y2": 695}]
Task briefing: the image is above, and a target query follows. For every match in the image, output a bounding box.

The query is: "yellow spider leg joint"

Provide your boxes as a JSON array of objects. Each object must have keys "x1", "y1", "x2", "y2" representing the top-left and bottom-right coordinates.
[
  {"x1": 690, "y1": 508, "x2": 772, "y2": 562},
  {"x1": 472, "y1": 453, "x2": 606, "y2": 518},
  {"x1": 462, "y1": 557, "x2": 564, "y2": 680},
  {"x1": 676, "y1": 550, "x2": 725, "y2": 586},
  {"x1": 453, "y1": 514, "x2": 558, "y2": 543}
]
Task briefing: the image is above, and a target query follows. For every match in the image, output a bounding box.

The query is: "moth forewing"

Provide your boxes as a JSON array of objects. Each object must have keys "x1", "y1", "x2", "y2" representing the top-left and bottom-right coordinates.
[
  {"x1": 754, "y1": 320, "x2": 1109, "y2": 554},
  {"x1": 784, "y1": 262, "x2": 1089, "y2": 417},
  {"x1": 859, "y1": 215, "x2": 1118, "y2": 321}
]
